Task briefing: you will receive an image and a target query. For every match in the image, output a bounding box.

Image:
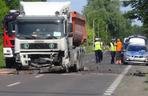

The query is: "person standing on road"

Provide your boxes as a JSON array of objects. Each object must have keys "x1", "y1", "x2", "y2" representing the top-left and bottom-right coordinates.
[
  {"x1": 116, "y1": 38, "x2": 123, "y2": 64},
  {"x1": 110, "y1": 39, "x2": 116, "y2": 64},
  {"x1": 94, "y1": 38, "x2": 102, "y2": 63},
  {"x1": 100, "y1": 39, "x2": 103, "y2": 62}
]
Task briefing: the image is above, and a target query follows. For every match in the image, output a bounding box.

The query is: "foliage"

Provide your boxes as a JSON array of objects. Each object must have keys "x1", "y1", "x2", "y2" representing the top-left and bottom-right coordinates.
[
  {"x1": 123, "y1": 0, "x2": 148, "y2": 37},
  {"x1": 0, "y1": 44, "x2": 5, "y2": 68},
  {"x1": 84, "y1": 0, "x2": 136, "y2": 45},
  {"x1": 5, "y1": 0, "x2": 19, "y2": 9},
  {"x1": 0, "y1": 0, "x2": 9, "y2": 32}
]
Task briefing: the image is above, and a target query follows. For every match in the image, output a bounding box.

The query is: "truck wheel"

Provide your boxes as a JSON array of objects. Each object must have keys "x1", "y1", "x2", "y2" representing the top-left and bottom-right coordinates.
[
  {"x1": 72, "y1": 64, "x2": 78, "y2": 72},
  {"x1": 15, "y1": 63, "x2": 22, "y2": 71},
  {"x1": 80, "y1": 55, "x2": 85, "y2": 71},
  {"x1": 80, "y1": 66, "x2": 84, "y2": 71},
  {"x1": 5, "y1": 58, "x2": 15, "y2": 68},
  {"x1": 63, "y1": 65, "x2": 69, "y2": 73},
  {"x1": 73, "y1": 58, "x2": 80, "y2": 72}
]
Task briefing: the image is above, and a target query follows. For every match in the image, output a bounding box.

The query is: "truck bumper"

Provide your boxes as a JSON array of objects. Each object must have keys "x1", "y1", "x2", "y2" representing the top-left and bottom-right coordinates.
[{"x1": 16, "y1": 51, "x2": 65, "y2": 68}]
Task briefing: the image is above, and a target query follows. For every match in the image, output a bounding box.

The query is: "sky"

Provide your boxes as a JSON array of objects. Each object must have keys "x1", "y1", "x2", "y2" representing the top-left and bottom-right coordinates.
[
  {"x1": 47, "y1": 0, "x2": 87, "y2": 13},
  {"x1": 70, "y1": 0, "x2": 87, "y2": 13},
  {"x1": 120, "y1": 5, "x2": 143, "y2": 26}
]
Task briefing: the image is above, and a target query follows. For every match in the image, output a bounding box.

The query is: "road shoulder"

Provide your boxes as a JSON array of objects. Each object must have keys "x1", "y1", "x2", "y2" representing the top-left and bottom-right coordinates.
[
  {"x1": 114, "y1": 66, "x2": 148, "y2": 96},
  {"x1": 0, "y1": 68, "x2": 16, "y2": 75}
]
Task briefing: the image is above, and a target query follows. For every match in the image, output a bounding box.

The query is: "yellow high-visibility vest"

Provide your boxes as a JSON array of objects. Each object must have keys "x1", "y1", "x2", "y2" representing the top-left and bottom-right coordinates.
[
  {"x1": 110, "y1": 42, "x2": 116, "y2": 51},
  {"x1": 95, "y1": 41, "x2": 101, "y2": 50}
]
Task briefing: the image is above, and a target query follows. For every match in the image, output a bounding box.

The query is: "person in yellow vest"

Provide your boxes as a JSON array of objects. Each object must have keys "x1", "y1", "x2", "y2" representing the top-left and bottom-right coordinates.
[
  {"x1": 110, "y1": 39, "x2": 116, "y2": 64},
  {"x1": 100, "y1": 39, "x2": 103, "y2": 62},
  {"x1": 94, "y1": 38, "x2": 102, "y2": 63}
]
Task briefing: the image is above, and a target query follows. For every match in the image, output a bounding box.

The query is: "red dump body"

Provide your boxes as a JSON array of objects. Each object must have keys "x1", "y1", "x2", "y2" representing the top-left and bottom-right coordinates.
[{"x1": 71, "y1": 11, "x2": 87, "y2": 46}]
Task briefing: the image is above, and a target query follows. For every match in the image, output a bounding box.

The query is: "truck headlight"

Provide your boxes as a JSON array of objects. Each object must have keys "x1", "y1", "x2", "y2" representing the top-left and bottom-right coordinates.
[
  {"x1": 49, "y1": 43, "x2": 54, "y2": 49},
  {"x1": 48, "y1": 43, "x2": 57, "y2": 49}
]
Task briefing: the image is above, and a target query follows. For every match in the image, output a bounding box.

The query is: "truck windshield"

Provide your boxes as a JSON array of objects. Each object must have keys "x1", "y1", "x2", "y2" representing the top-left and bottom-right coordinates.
[{"x1": 16, "y1": 21, "x2": 64, "y2": 39}]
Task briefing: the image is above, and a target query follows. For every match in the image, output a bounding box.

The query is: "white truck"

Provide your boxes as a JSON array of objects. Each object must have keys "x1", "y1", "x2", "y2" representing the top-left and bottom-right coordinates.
[{"x1": 14, "y1": 1, "x2": 87, "y2": 72}]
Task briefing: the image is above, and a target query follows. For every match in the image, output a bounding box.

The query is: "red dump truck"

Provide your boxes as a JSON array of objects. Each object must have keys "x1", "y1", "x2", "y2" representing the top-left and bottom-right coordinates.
[{"x1": 14, "y1": 1, "x2": 87, "y2": 72}]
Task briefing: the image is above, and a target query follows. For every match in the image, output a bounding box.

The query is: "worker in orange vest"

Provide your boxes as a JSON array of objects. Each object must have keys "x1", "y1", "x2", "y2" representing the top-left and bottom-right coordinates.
[{"x1": 116, "y1": 38, "x2": 123, "y2": 64}]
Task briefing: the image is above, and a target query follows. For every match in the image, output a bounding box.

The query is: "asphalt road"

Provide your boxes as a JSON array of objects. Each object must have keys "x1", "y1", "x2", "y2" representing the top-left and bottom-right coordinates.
[{"x1": 0, "y1": 52, "x2": 129, "y2": 96}]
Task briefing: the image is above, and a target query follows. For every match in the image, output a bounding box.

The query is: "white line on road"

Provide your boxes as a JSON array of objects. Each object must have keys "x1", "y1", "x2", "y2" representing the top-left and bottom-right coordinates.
[
  {"x1": 35, "y1": 74, "x2": 44, "y2": 78},
  {"x1": 7, "y1": 82, "x2": 21, "y2": 87},
  {"x1": 103, "y1": 65, "x2": 132, "y2": 96},
  {"x1": 61, "y1": 73, "x2": 82, "y2": 76}
]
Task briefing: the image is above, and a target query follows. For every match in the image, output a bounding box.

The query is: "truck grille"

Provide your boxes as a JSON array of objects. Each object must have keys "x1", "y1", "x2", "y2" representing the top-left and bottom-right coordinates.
[{"x1": 21, "y1": 43, "x2": 57, "y2": 49}]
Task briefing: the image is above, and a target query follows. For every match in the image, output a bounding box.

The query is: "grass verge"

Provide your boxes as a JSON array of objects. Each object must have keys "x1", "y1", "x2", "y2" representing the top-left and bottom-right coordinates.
[{"x1": 0, "y1": 44, "x2": 5, "y2": 68}]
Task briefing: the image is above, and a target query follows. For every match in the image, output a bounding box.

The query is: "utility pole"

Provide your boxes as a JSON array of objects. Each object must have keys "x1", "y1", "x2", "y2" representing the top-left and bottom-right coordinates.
[
  {"x1": 106, "y1": 24, "x2": 108, "y2": 45},
  {"x1": 93, "y1": 19, "x2": 95, "y2": 48}
]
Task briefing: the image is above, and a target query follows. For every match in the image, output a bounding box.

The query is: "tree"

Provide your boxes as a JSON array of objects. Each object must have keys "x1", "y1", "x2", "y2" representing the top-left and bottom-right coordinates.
[
  {"x1": 123, "y1": 0, "x2": 148, "y2": 36},
  {"x1": 0, "y1": 0, "x2": 9, "y2": 32},
  {"x1": 84, "y1": 0, "x2": 135, "y2": 44}
]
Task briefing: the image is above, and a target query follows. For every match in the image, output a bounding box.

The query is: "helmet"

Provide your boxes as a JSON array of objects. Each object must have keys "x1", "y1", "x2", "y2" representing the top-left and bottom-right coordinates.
[
  {"x1": 111, "y1": 38, "x2": 116, "y2": 41},
  {"x1": 95, "y1": 38, "x2": 99, "y2": 41}
]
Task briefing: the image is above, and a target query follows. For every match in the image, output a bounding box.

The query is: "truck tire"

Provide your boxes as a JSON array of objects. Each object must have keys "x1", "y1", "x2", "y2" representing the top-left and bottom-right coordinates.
[
  {"x1": 72, "y1": 64, "x2": 78, "y2": 72},
  {"x1": 5, "y1": 58, "x2": 15, "y2": 68},
  {"x1": 15, "y1": 63, "x2": 23, "y2": 71},
  {"x1": 72, "y1": 58, "x2": 81, "y2": 72},
  {"x1": 80, "y1": 54, "x2": 85, "y2": 71},
  {"x1": 63, "y1": 65, "x2": 70, "y2": 73}
]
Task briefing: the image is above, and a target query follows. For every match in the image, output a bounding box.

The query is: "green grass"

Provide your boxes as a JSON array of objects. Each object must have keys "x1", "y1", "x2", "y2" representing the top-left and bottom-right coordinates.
[{"x1": 0, "y1": 43, "x2": 5, "y2": 68}]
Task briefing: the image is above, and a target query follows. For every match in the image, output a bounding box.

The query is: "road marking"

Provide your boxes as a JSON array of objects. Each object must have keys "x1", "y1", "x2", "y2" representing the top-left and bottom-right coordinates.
[
  {"x1": 35, "y1": 74, "x2": 44, "y2": 78},
  {"x1": 103, "y1": 65, "x2": 132, "y2": 96},
  {"x1": 61, "y1": 73, "x2": 82, "y2": 76},
  {"x1": 7, "y1": 82, "x2": 21, "y2": 87}
]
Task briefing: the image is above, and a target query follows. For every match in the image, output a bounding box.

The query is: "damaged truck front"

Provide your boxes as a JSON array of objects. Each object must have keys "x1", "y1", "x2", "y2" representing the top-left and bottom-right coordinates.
[{"x1": 14, "y1": 1, "x2": 87, "y2": 72}]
